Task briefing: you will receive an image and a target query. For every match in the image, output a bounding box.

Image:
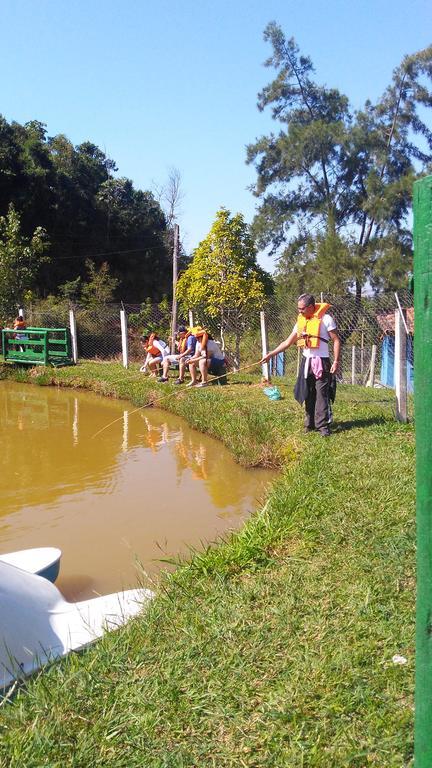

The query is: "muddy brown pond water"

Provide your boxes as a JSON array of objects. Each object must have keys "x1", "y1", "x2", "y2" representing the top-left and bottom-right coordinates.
[{"x1": 0, "y1": 381, "x2": 275, "y2": 600}]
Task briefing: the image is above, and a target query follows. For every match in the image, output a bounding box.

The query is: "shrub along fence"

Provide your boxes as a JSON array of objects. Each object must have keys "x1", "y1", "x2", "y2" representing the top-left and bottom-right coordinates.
[{"x1": 11, "y1": 289, "x2": 413, "y2": 420}]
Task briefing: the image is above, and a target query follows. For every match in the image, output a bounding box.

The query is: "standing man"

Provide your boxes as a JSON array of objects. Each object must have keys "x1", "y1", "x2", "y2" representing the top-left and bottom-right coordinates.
[{"x1": 261, "y1": 294, "x2": 341, "y2": 437}]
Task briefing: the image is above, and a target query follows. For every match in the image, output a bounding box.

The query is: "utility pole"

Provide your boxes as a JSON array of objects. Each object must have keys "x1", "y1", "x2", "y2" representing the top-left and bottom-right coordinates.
[
  {"x1": 414, "y1": 175, "x2": 432, "y2": 767},
  {"x1": 170, "y1": 224, "x2": 179, "y2": 353}
]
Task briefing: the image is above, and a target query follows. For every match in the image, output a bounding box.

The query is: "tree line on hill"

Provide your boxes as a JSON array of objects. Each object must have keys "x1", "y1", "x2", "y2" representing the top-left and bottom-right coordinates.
[{"x1": 0, "y1": 117, "x2": 174, "y2": 310}]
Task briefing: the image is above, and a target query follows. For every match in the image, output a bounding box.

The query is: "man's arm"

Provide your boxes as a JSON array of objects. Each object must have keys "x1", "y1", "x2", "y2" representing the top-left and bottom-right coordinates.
[
  {"x1": 329, "y1": 329, "x2": 341, "y2": 374},
  {"x1": 177, "y1": 349, "x2": 190, "y2": 360},
  {"x1": 260, "y1": 328, "x2": 298, "y2": 364},
  {"x1": 186, "y1": 346, "x2": 202, "y2": 365}
]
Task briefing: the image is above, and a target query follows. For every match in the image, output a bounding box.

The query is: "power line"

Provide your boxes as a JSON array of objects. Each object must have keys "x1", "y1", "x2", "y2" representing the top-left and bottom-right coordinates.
[{"x1": 47, "y1": 245, "x2": 169, "y2": 261}]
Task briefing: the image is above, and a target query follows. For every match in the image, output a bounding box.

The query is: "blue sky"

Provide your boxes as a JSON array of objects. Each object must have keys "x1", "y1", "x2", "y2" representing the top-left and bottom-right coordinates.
[{"x1": 1, "y1": 0, "x2": 431, "y2": 272}]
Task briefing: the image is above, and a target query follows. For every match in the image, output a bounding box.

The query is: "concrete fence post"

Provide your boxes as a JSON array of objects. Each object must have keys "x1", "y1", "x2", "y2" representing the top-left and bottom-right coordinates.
[
  {"x1": 394, "y1": 308, "x2": 407, "y2": 422},
  {"x1": 260, "y1": 311, "x2": 269, "y2": 382},
  {"x1": 69, "y1": 308, "x2": 78, "y2": 364},
  {"x1": 120, "y1": 309, "x2": 128, "y2": 369},
  {"x1": 366, "y1": 344, "x2": 377, "y2": 387}
]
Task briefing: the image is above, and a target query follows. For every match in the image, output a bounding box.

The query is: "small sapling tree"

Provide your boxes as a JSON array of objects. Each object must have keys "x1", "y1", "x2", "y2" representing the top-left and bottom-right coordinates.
[
  {"x1": 176, "y1": 208, "x2": 272, "y2": 367},
  {"x1": 0, "y1": 205, "x2": 48, "y2": 322}
]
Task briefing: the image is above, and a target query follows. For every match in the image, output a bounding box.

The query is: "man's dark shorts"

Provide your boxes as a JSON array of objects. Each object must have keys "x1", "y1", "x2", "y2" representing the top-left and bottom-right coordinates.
[{"x1": 208, "y1": 359, "x2": 226, "y2": 376}]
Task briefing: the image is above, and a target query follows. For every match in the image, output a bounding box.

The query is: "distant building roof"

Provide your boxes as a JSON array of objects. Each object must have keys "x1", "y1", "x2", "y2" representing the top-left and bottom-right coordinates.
[{"x1": 376, "y1": 307, "x2": 414, "y2": 334}]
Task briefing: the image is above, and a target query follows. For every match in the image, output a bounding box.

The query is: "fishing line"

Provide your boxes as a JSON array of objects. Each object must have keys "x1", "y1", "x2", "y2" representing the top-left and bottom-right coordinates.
[
  {"x1": 98, "y1": 367, "x2": 161, "y2": 388},
  {"x1": 91, "y1": 360, "x2": 263, "y2": 439}
]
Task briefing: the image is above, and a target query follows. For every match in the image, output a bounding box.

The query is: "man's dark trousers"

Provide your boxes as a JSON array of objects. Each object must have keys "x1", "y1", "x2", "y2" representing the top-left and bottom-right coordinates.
[{"x1": 304, "y1": 357, "x2": 331, "y2": 431}]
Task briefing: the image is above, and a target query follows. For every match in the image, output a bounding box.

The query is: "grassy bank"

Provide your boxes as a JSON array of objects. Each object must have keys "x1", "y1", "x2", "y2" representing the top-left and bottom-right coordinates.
[{"x1": 0, "y1": 362, "x2": 415, "y2": 766}]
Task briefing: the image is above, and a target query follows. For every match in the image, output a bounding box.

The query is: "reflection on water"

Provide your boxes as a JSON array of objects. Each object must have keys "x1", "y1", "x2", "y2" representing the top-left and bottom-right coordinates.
[{"x1": 0, "y1": 381, "x2": 274, "y2": 599}]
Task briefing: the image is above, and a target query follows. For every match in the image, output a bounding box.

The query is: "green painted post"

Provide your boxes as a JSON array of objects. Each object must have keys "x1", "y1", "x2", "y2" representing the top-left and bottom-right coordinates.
[
  {"x1": 43, "y1": 331, "x2": 49, "y2": 366},
  {"x1": 414, "y1": 175, "x2": 432, "y2": 766}
]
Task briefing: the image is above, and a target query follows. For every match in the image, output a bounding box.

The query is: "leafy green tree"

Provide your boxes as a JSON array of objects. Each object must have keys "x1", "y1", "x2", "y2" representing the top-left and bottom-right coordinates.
[
  {"x1": 176, "y1": 208, "x2": 273, "y2": 365},
  {"x1": 81, "y1": 259, "x2": 119, "y2": 308},
  {"x1": 0, "y1": 205, "x2": 48, "y2": 321},
  {"x1": 275, "y1": 221, "x2": 355, "y2": 298},
  {"x1": 247, "y1": 23, "x2": 432, "y2": 296},
  {"x1": 58, "y1": 276, "x2": 82, "y2": 303}
]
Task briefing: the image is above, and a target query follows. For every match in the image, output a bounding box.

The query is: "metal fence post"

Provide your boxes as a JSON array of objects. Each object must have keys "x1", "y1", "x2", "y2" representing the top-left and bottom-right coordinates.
[
  {"x1": 69, "y1": 308, "x2": 78, "y2": 364},
  {"x1": 351, "y1": 346, "x2": 356, "y2": 385},
  {"x1": 120, "y1": 309, "x2": 128, "y2": 369},
  {"x1": 260, "y1": 311, "x2": 269, "y2": 381},
  {"x1": 394, "y1": 308, "x2": 407, "y2": 422},
  {"x1": 414, "y1": 175, "x2": 432, "y2": 767}
]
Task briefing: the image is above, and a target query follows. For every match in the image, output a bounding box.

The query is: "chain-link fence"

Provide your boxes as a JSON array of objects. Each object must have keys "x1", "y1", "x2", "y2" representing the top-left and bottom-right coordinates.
[
  {"x1": 12, "y1": 289, "x2": 414, "y2": 394},
  {"x1": 25, "y1": 304, "x2": 124, "y2": 360}
]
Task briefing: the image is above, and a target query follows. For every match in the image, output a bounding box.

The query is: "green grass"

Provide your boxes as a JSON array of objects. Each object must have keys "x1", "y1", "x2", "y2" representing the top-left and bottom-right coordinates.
[{"x1": 0, "y1": 362, "x2": 414, "y2": 766}]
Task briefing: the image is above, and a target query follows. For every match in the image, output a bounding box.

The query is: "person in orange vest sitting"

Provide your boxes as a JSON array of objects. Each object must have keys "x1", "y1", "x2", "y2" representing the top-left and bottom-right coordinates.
[
  {"x1": 13, "y1": 315, "x2": 26, "y2": 333},
  {"x1": 13, "y1": 315, "x2": 28, "y2": 351},
  {"x1": 139, "y1": 332, "x2": 168, "y2": 376},
  {"x1": 186, "y1": 329, "x2": 227, "y2": 388},
  {"x1": 157, "y1": 326, "x2": 197, "y2": 384},
  {"x1": 260, "y1": 293, "x2": 341, "y2": 437}
]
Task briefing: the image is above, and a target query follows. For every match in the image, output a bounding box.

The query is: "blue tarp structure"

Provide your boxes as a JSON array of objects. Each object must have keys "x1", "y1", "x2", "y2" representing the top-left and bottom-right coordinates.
[
  {"x1": 270, "y1": 352, "x2": 285, "y2": 377},
  {"x1": 380, "y1": 335, "x2": 414, "y2": 392}
]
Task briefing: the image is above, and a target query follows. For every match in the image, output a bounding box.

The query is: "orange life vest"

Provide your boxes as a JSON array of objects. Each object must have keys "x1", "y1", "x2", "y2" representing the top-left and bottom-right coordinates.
[
  {"x1": 14, "y1": 319, "x2": 26, "y2": 331},
  {"x1": 179, "y1": 333, "x2": 191, "y2": 354},
  {"x1": 296, "y1": 303, "x2": 332, "y2": 349},
  {"x1": 146, "y1": 333, "x2": 163, "y2": 356}
]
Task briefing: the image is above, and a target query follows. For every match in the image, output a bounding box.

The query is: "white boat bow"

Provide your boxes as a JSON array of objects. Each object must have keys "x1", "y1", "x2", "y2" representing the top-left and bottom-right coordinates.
[
  {"x1": 0, "y1": 561, "x2": 153, "y2": 690},
  {"x1": 0, "y1": 547, "x2": 62, "y2": 582}
]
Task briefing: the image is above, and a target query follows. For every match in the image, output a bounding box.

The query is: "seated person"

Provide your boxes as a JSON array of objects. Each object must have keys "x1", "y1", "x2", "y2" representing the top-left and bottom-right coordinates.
[
  {"x1": 13, "y1": 315, "x2": 27, "y2": 334},
  {"x1": 158, "y1": 327, "x2": 197, "y2": 383},
  {"x1": 139, "y1": 332, "x2": 168, "y2": 376},
  {"x1": 13, "y1": 315, "x2": 28, "y2": 350},
  {"x1": 187, "y1": 332, "x2": 227, "y2": 387}
]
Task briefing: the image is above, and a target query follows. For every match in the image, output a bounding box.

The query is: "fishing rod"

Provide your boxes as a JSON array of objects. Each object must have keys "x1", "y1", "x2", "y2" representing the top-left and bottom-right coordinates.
[{"x1": 91, "y1": 359, "x2": 264, "y2": 439}]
